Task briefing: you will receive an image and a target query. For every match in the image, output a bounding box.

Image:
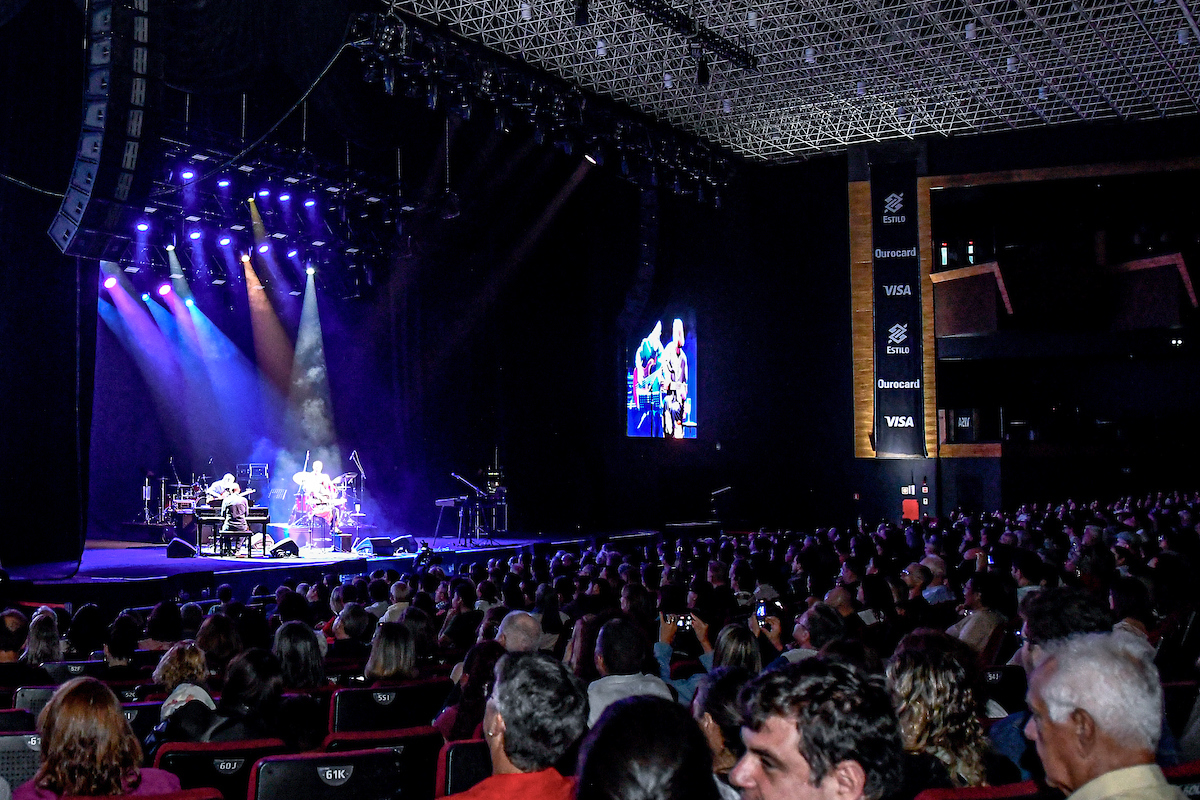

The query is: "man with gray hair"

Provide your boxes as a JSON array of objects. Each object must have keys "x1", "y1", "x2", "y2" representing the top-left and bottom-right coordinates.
[
  {"x1": 1024, "y1": 631, "x2": 1183, "y2": 800},
  {"x1": 496, "y1": 610, "x2": 542, "y2": 653}
]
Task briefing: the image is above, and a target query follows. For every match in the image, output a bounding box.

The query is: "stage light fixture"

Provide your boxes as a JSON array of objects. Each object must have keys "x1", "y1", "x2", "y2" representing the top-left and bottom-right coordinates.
[
  {"x1": 663, "y1": 72, "x2": 674, "y2": 88},
  {"x1": 287, "y1": 249, "x2": 299, "y2": 258},
  {"x1": 189, "y1": 230, "x2": 201, "y2": 240},
  {"x1": 304, "y1": 199, "x2": 317, "y2": 208},
  {"x1": 141, "y1": 292, "x2": 151, "y2": 301},
  {"x1": 596, "y1": 37, "x2": 607, "y2": 56},
  {"x1": 158, "y1": 284, "x2": 171, "y2": 296},
  {"x1": 306, "y1": 266, "x2": 316, "y2": 275},
  {"x1": 574, "y1": 0, "x2": 589, "y2": 26},
  {"x1": 241, "y1": 253, "x2": 251, "y2": 263},
  {"x1": 181, "y1": 169, "x2": 195, "y2": 180},
  {"x1": 520, "y1": 2, "x2": 532, "y2": 21},
  {"x1": 217, "y1": 179, "x2": 231, "y2": 188},
  {"x1": 103, "y1": 276, "x2": 118, "y2": 289},
  {"x1": 696, "y1": 56, "x2": 710, "y2": 85},
  {"x1": 258, "y1": 244, "x2": 270, "y2": 253},
  {"x1": 279, "y1": 193, "x2": 291, "y2": 202},
  {"x1": 136, "y1": 222, "x2": 149, "y2": 232},
  {"x1": 219, "y1": 236, "x2": 232, "y2": 246},
  {"x1": 166, "y1": 242, "x2": 175, "y2": 251},
  {"x1": 185, "y1": 298, "x2": 194, "y2": 308},
  {"x1": 258, "y1": 189, "x2": 270, "y2": 198}
]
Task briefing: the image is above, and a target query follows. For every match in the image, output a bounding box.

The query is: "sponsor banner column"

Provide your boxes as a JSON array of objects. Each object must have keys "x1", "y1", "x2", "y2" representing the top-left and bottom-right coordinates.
[{"x1": 871, "y1": 162, "x2": 925, "y2": 456}]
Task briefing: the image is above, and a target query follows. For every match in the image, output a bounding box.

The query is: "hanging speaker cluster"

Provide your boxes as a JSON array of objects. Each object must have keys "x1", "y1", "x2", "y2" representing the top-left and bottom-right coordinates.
[{"x1": 48, "y1": 0, "x2": 162, "y2": 258}]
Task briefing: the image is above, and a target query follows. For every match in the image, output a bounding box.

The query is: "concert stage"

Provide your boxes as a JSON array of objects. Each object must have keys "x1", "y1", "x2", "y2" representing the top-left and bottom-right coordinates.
[{"x1": 4, "y1": 530, "x2": 659, "y2": 619}]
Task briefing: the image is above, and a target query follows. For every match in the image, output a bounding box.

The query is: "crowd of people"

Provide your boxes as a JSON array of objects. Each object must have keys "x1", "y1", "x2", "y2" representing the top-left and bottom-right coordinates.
[{"x1": 0, "y1": 488, "x2": 1197, "y2": 800}]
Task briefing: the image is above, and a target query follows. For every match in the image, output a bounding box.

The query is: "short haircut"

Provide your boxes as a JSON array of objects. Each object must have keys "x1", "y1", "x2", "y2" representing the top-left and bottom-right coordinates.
[
  {"x1": 920, "y1": 556, "x2": 946, "y2": 580},
  {"x1": 339, "y1": 603, "x2": 373, "y2": 640},
  {"x1": 493, "y1": 651, "x2": 589, "y2": 771},
  {"x1": 1038, "y1": 632, "x2": 1162, "y2": 751},
  {"x1": 1021, "y1": 587, "x2": 1111, "y2": 647},
  {"x1": 497, "y1": 611, "x2": 542, "y2": 652},
  {"x1": 908, "y1": 564, "x2": 933, "y2": 589},
  {"x1": 577, "y1": 696, "x2": 719, "y2": 800},
  {"x1": 106, "y1": 614, "x2": 143, "y2": 661},
  {"x1": 803, "y1": 603, "x2": 846, "y2": 649},
  {"x1": 740, "y1": 659, "x2": 903, "y2": 800},
  {"x1": 368, "y1": 578, "x2": 390, "y2": 602},
  {"x1": 596, "y1": 617, "x2": 646, "y2": 676}
]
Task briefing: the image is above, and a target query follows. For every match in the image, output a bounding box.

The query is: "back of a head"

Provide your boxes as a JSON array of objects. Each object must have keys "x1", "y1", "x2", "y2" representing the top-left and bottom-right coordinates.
[
  {"x1": 694, "y1": 667, "x2": 753, "y2": 760},
  {"x1": 494, "y1": 651, "x2": 589, "y2": 772},
  {"x1": 0, "y1": 608, "x2": 29, "y2": 654},
  {"x1": 106, "y1": 614, "x2": 142, "y2": 661},
  {"x1": 713, "y1": 624, "x2": 762, "y2": 673},
  {"x1": 1022, "y1": 586, "x2": 1112, "y2": 647},
  {"x1": 577, "y1": 696, "x2": 719, "y2": 800},
  {"x1": 804, "y1": 602, "x2": 846, "y2": 649},
  {"x1": 152, "y1": 640, "x2": 209, "y2": 692},
  {"x1": 36, "y1": 677, "x2": 141, "y2": 796},
  {"x1": 365, "y1": 622, "x2": 417, "y2": 681},
  {"x1": 740, "y1": 659, "x2": 902, "y2": 800},
  {"x1": 1038, "y1": 631, "x2": 1162, "y2": 753},
  {"x1": 597, "y1": 617, "x2": 647, "y2": 676},
  {"x1": 498, "y1": 611, "x2": 542, "y2": 652},
  {"x1": 221, "y1": 648, "x2": 283, "y2": 714},
  {"x1": 273, "y1": 620, "x2": 326, "y2": 690},
  {"x1": 146, "y1": 601, "x2": 184, "y2": 642},
  {"x1": 340, "y1": 603, "x2": 374, "y2": 640},
  {"x1": 196, "y1": 612, "x2": 243, "y2": 673}
]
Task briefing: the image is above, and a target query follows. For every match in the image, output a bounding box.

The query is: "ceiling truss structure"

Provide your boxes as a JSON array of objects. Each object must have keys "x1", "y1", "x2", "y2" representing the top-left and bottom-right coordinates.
[{"x1": 377, "y1": 0, "x2": 1200, "y2": 161}]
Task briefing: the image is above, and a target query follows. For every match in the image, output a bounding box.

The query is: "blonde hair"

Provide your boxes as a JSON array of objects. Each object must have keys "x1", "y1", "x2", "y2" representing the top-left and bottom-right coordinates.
[
  {"x1": 152, "y1": 640, "x2": 208, "y2": 692},
  {"x1": 886, "y1": 631, "x2": 988, "y2": 787}
]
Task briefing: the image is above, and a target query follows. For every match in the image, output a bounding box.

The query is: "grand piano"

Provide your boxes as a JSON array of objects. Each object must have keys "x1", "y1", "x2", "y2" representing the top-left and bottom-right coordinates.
[{"x1": 190, "y1": 506, "x2": 272, "y2": 556}]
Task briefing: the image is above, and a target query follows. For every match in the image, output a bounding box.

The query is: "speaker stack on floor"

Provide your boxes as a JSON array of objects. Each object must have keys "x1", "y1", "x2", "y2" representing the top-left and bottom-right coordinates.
[
  {"x1": 269, "y1": 539, "x2": 300, "y2": 558},
  {"x1": 351, "y1": 536, "x2": 418, "y2": 557},
  {"x1": 166, "y1": 537, "x2": 197, "y2": 558}
]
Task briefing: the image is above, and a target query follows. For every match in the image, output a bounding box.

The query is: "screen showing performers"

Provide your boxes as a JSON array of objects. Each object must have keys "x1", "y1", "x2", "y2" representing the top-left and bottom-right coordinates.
[{"x1": 626, "y1": 312, "x2": 697, "y2": 438}]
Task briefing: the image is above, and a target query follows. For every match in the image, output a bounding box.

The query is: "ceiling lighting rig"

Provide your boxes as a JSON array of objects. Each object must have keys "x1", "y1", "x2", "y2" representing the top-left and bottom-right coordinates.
[{"x1": 349, "y1": 8, "x2": 735, "y2": 204}]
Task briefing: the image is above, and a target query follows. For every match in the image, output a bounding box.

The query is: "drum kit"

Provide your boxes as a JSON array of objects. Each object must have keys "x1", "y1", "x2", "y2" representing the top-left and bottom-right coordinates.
[{"x1": 288, "y1": 469, "x2": 360, "y2": 534}]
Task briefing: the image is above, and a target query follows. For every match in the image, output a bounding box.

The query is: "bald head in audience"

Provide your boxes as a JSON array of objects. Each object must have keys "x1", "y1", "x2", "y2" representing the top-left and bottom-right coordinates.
[{"x1": 497, "y1": 611, "x2": 541, "y2": 652}]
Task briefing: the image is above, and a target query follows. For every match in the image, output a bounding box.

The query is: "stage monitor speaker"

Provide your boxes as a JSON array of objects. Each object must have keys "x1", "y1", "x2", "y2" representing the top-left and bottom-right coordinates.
[
  {"x1": 368, "y1": 537, "x2": 396, "y2": 556},
  {"x1": 166, "y1": 538, "x2": 197, "y2": 558},
  {"x1": 269, "y1": 539, "x2": 300, "y2": 558},
  {"x1": 392, "y1": 535, "x2": 418, "y2": 554}
]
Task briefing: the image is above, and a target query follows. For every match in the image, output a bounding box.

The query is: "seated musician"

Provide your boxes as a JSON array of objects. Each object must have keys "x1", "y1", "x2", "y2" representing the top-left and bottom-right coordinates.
[{"x1": 219, "y1": 483, "x2": 250, "y2": 556}]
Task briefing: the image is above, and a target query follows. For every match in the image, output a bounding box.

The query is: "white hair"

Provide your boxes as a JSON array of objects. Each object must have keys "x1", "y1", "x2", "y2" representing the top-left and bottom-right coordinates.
[
  {"x1": 498, "y1": 611, "x2": 542, "y2": 652},
  {"x1": 1039, "y1": 631, "x2": 1162, "y2": 751}
]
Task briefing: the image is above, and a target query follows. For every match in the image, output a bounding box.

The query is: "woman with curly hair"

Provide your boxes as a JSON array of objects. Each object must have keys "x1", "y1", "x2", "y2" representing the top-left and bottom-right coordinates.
[
  {"x1": 885, "y1": 629, "x2": 1017, "y2": 791},
  {"x1": 16, "y1": 678, "x2": 180, "y2": 800},
  {"x1": 151, "y1": 641, "x2": 215, "y2": 721}
]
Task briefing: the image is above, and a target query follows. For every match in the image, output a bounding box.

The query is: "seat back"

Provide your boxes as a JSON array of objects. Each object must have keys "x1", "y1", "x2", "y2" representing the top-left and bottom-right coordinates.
[
  {"x1": 250, "y1": 746, "x2": 439, "y2": 800},
  {"x1": 14, "y1": 686, "x2": 58, "y2": 718},
  {"x1": 981, "y1": 665, "x2": 1028, "y2": 716},
  {"x1": 322, "y1": 725, "x2": 443, "y2": 755},
  {"x1": 42, "y1": 660, "x2": 109, "y2": 684},
  {"x1": 122, "y1": 700, "x2": 164, "y2": 745},
  {"x1": 0, "y1": 731, "x2": 44, "y2": 789},
  {"x1": 63, "y1": 789, "x2": 224, "y2": 800},
  {"x1": 913, "y1": 780, "x2": 1044, "y2": 800},
  {"x1": 154, "y1": 738, "x2": 288, "y2": 800},
  {"x1": 330, "y1": 679, "x2": 452, "y2": 733},
  {"x1": 434, "y1": 739, "x2": 491, "y2": 799},
  {"x1": 1165, "y1": 760, "x2": 1200, "y2": 800},
  {"x1": 0, "y1": 709, "x2": 35, "y2": 733}
]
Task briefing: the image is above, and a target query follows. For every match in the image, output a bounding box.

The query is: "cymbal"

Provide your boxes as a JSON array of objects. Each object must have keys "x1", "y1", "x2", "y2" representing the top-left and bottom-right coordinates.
[
  {"x1": 292, "y1": 471, "x2": 311, "y2": 484},
  {"x1": 333, "y1": 472, "x2": 358, "y2": 484},
  {"x1": 169, "y1": 483, "x2": 193, "y2": 489}
]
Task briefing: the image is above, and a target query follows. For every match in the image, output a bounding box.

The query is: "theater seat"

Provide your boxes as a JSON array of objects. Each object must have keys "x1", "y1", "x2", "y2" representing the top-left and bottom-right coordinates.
[
  {"x1": 250, "y1": 746, "x2": 439, "y2": 800},
  {"x1": 13, "y1": 686, "x2": 57, "y2": 719},
  {"x1": 321, "y1": 725, "x2": 443, "y2": 756},
  {"x1": 1165, "y1": 760, "x2": 1200, "y2": 800},
  {"x1": 63, "y1": 789, "x2": 223, "y2": 800},
  {"x1": 913, "y1": 780, "x2": 1045, "y2": 800},
  {"x1": 434, "y1": 739, "x2": 491, "y2": 799},
  {"x1": 0, "y1": 731, "x2": 44, "y2": 790},
  {"x1": 154, "y1": 738, "x2": 288, "y2": 800},
  {"x1": 329, "y1": 678, "x2": 452, "y2": 733}
]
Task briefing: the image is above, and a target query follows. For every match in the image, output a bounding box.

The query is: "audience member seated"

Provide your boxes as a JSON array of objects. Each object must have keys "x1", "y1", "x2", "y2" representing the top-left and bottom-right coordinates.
[
  {"x1": 0, "y1": 609, "x2": 52, "y2": 686},
  {"x1": 1024, "y1": 631, "x2": 1183, "y2": 800},
  {"x1": 138, "y1": 602, "x2": 183, "y2": 652},
  {"x1": 63, "y1": 603, "x2": 106, "y2": 660},
  {"x1": 102, "y1": 614, "x2": 145, "y2": 681},
  {"x1": 692, "y1": 667, "x2": 753, "y2": 800},
  {"x1": 587, "y1": 617, "x2": 672, "y2": 726},
  {"x1": 435, "y1": 640, "x2": 506, "y2": 742},
  {"x1": 329, "y1": 604, "x2": 374, "y2": 659},
  {"x1": 495, "y1": 611, "x2": 541, "y2": 653},
  {"x1": 439, "y1": 582, "x2": 484, "y2": 652},
  {"x1": 149, "y1": 648, "x2": 283, "y2": 750},
  {"x1": 946, "y1": 573, "x2": 1008, "y2": 655},
  {"x1": 364, "y1": 622, "x2": 419, "y2": 686},
  {"x1": 273, "y1": 620, "x2": 328, "y2": 692},
  {"x1": 378, "y1": 581, "x2": 411, "y2": 624},
  {"x1": 444, "y1": 651, "x2": 588, "y2": 800},
  {"x1": 657, "y1": 616, "x2": 760, "y2": 705},
  {"x1": 151, "y1": 641, "x2": 215, "y2": 720},
  {"x1": 578, "y1": 695, "x2": 719, "y2": 800},
  {"x1": 765, "y1": 602, "x2": 844, "y2": 668},
  {"x1": 886, "y1": 629, "x2": 1018, "y2": 794},
  {"x1": 15, "y1": 677, "x2": 180, "y2": 800},
  {"x1": 24, "y1": 608, "x2": 64, "y2": 666},
  {"x1": 730, "y1": 659, "x2": 903, "y2": 800},
  {"x1": 194, "y1": 612, "x2": 242, "y2": 687}
]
